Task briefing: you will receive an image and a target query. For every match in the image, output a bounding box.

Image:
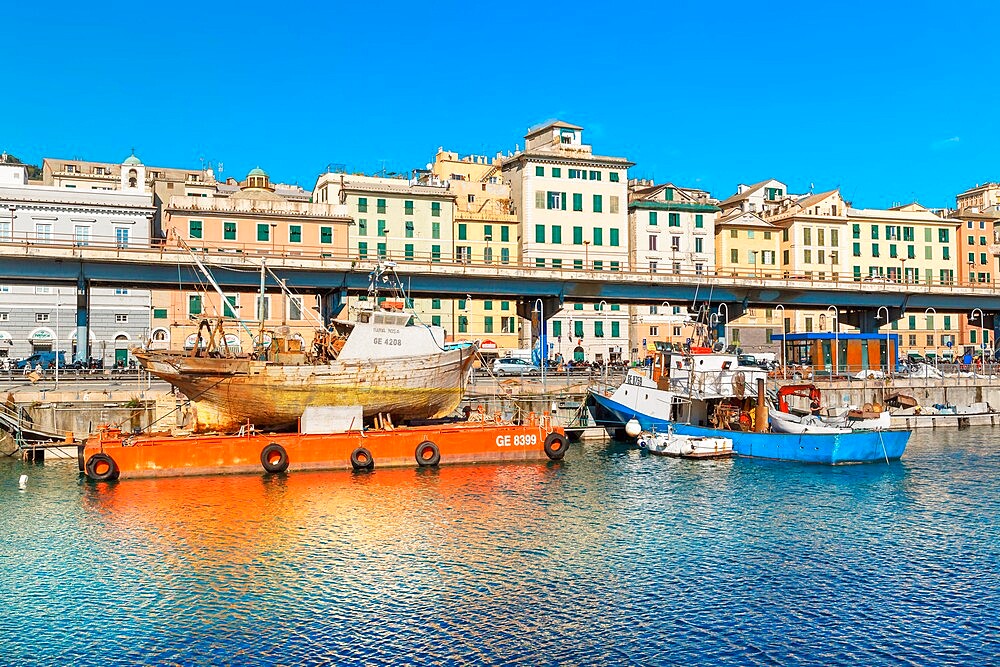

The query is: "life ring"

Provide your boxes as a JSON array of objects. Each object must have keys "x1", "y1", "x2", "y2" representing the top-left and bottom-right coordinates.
[
  {"x1": 350, "y1": 446, "x2": 374, "y2": 470},
  {"x1": 415, "y1": 441, "x2": 441, "y2": 467},
  {"x1": 260, "y1": 443, "x2": 289, "y2": 473},
  {"x1": 85, "y1": 453, "x2": 119, "y2": 481},
  {"x1": 543, "y1": 432, "x2": 568, "y2": 460}
]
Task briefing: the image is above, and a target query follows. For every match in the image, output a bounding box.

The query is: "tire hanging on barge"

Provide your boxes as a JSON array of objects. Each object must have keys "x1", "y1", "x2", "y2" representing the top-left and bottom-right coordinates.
[
  {"x1": 260, "y1": 443, "x2": 289, "y2": 473},
  {"x1": 85, "y1": 453, "x2": 119, "y2": 481},
  {"x1": 543, "y1": 432, "x2": 568, "y2": 461},
  {"x1": 415, "y1": 441, "x2": 441, "y2": 467},
  {"x1": 350, "y1": 446, "x2": 375, "y2": 470}
]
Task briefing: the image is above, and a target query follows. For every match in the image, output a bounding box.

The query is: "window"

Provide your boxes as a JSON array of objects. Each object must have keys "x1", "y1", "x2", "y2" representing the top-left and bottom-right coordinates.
[
  {"x1": 609, "y1": 172, "x2": 619, "y2": 182},
  {"x1": 535, "y1": 166, "x2": 544, "y2": 176},
  {"x1": 747, "y1": 230, "x2": 755, "y2": 239},
  {"x1": 649, "y1": 326, "x2": 658, "y2": 337},
  {"x1": 668, "y1": 213, "x2": 680, "y2": 227},
  {"x1": 938, "y1": 229, "x2": 949, "y2": 243},
  {"x1": 431, "y1": 202, "x2": 441, "y2": 217},
  {"x1": 358, "y1": 242, "x2": 368, "y2": 259},
  {"x1": 358, "y1": 219, "x2": 367, "y2": 236},
  {"x1": 593, "y1": 260, "x2": 603, "y2": 271},
  {"x1": 358, "y1": 197, "x2": 367, "y2": 213},
  {"x1": 257, "y1": 224, "x2": 270, "y2": 242},
  {"x1": 852, "y1": 224, "x2": 860, "y2": 239},
  {"x1": 695, "y1": 214, "x2": 704, "y2": 229},
  {"x1": 501, "y1": 248, "x2": 510, "y2": 264},
  {"x1": 853, "y1": 242, "x2": 861, "y2": 257},
  {"x1": 36, "y1": 223, "x2": 52, "y2": 240},
  {"x1": 288, "y1": 297, "x2": 303, "y2": 321},
  {"x1": 223, "y1": 294, "x2": 238, "y2": 318},
  {"x1": 610, "y1": 229, "x2": 619, "y2": 246},
  {"x1": 593, "y1": 194, "x2": 603, "y2": 213},
  {"x1": 649, "y1": 235, "x2": 657, "y2": 251},
  {"x1": 36, "y1": 313, "x2": 49, "y2": 322},
  {"x1": 432, "y1": 315, "x2": 441, "y2": 327},
  {"x1": 535, "y1": 225, "x2": 545, "y2": 243},
  {"x1": 730, "y1": 248, "x2": 739, "y2": 263},
  {"x1": 289, "y1": 225, "x2": 302, "y2": 243},
  {"x1": 574, "y1": 321, "x2": 584, "y2": 338},
  {"x1": 114, "y1": 288, "x2": 129, "y2": 295},
  {"x1": 255, "y1": 296, "x2": 270, "y2": 321},
  {"x1": 573, "y1": 227, "x2": 583, "y2": 244},
  {"x1": 535, "y1": 192, "x2": 545, "y2": 209},
  {"x1": 115, "y1": 228, "x2": 129, "y2": 248},
  {"x1": 432, "y1": 222, "x2": 440, "y2": 239},
  {"x1": 431, "y1": 245, "x2": 441, "y2": 262},
  {"x1": 871, "y1": 226, "x2": 879, "y2": 240},
  {"x1": 552, "y1": 321, "x2": 562, "y2": 337},
  {"x1": 872, "y1": 243, "x2": 880, "y2": 257},
  {"x1": 804, "y1": 228, "x2": 812, "y2": 245},
  {"x1": 535, "y1": 258, "x2": 546, "y2": 268},
  {"x1": 730, "y1": 229, "x2": 738, "y2": 238},
  {"x1": 376, "y1": 199, "x2": 386, "y2": 214},
  {"x1": 484, "y1": 317, "x2": 494, "y2": 334},
  {"x1": 552, "y1": 167, "x2": 561, "y2": 178},
  {"x1": 188, "y1": 294, "x2": 202, "y2": 316},
  {"x1": 404, "y1": 200, "x2": 414, "y2": 215},
  {"x1": 595, "y1": 321, "x2": 605, "y2": 338},
  {"x1": 458, "y1": 224, "x2": 467, "y2": 241},
  {"x1": 610, "y1": 196, "x2": 619, "y2": 214},
  {"x1": 189, "y1": 220, "x2": 203, "y2": 239},
  {"x1": 943, "y1": 247, "x2": 951, "y2": 260},
  {"x1": 889, "y1": 244, "x2": 897, "y2": 258},
  {"x1": 547, "y1": 192, "x2": 565, "y2": 210},
  {"x1": 500, "y1": 226, "x2": 509, "y2": 242},
  {"x1": 404, "y1": 244, "x2": 414, "y2": 261},
  {"x1": 378, "y1": 220, "x2": 387, "y2": 236},
  {"x1": 320, "y1": 227, "x2": 332, "y2": 244},
  {"x1": 458, "y1": 316, "x2": 468, "y2": 333},
  {"x1": 377, "y1": 242, "x2": 387, "y2": 259},
  {"x1": 552, "y1": 226, "x2": 562, "y2": 244},
  {"x1": 804, "y1": 249, "x2": 812, "y2": 263},
  {"x1": 695, "y1": 238, "x2": 703, "y2": 253},
  {"x1": 405, "y1": 221, "x2": 414, "y2": 238},
  {"x1": 74, "y1": 225, "x2": 90, "y2": 246},
  {"x1": 589, "y1": 171, "x2": 601, "y2": 181},
  {"x1": 593, "y1": 228, "x2": 603, "y2": 246}
]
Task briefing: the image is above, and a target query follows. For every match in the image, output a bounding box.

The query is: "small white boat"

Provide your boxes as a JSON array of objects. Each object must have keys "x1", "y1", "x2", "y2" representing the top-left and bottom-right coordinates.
[
  {"x1": 637, "y1": 426, "x2": 733, "y2": 458},
  {"x1": 768, "y1": 407, "x2": 850, "y2": 434}
]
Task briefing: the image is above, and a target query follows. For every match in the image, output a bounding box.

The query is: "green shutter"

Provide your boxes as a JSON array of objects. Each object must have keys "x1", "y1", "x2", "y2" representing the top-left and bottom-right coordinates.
[
  {"x1": 404, "y1": 244, "x2": 414, "y2": 260},
  {"x1": 289, "y1": 225, "x2": 301, "y2": 243},
  {"x1": 189, "y1": 295, "x2": 202, "y2": 315},
  {"x1": 535, "y1": 225, "x2": 545, "y2": 243},
  {"x1": 257, "y1": 224, "x2": 269, "y2": 241},
  {"x1": 358, "y1": 242, "x2": 368, "y2": 259},
  {"x1": 593, "y1": 194, "x2": 602, "y2": 213},
  {"x1": 573, "y1": 227, "x2": 583, "y2": 244},
  {"x1": 593, "y1": 228, "x2": 603, "y2": 246},
  {"x1": 224, "y1": 221, "x2": 237, "y2": 240},
  {"x1": 431, "y1": 202, "x2": 441, "y2": 217},
  {"x1": 458, "y1": 224, "x2": 467, "y2": 241},
  {"x1": 573, "y1": 193, "x2": 582, "y2": 211},
  {"x1": 552, "y1": 226, "x2": 562, "y2": 244},
  {"x1": 535, "y1": 166, "x2": 544, "y2": 176},
  {"x1": 501, "y1": 226, "x2": 509, "y2": 242},
  {"x1": 320, "y1": 227, "x2": 332, "y2": 244},
  {"x1": 610, "y1": 229, "x2": 619, "y2": 246},
  {"x1": 153, "y1": 308, "x2": 167, "y2": 319},
  {"x1": 358, "y1": 197, "x2": 367, "y2": 212},
  {"x1": 612, "y1": 321, "x2": 620, "y2": 337}
]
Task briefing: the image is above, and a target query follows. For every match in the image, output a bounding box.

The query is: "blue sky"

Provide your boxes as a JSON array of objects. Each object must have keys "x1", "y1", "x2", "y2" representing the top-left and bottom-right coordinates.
[{"x1": 3, "y1": 1, "x2": 998, "y2": 208}]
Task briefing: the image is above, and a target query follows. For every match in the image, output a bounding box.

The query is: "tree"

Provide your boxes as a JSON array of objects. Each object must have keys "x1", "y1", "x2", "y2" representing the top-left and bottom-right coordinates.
[{"x1": 0, "y1": 152, "x2": 42, "y2": 180}]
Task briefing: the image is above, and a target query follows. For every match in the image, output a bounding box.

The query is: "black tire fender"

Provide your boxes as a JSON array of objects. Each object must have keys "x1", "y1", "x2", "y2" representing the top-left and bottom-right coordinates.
[
  {"x1": 85, "y1": 453, "x2": 119, "y2": 481},
  {"x1": 350, "y1": 446, "x2": 375, "y2": 470},
  {"x1": 415, "y1": 440, "x2": 441, "y2": 467},
  {"x1": 543, "y1": 433, "x2": 568, "y2": 461},
  {"x1": 260, "y1": 443, "x2": 289, "y2": 473}
]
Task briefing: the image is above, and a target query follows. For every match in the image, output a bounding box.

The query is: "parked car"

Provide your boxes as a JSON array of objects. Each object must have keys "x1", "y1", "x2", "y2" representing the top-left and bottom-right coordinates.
[{"x1": 492, "y1": 357, "x2": 540, "y2": 376}]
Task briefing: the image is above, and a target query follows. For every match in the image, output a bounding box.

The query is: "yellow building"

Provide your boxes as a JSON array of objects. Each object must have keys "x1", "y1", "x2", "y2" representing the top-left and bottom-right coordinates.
[{"x1": 429, "y1": 149, "x2": 520, "y2": 356}]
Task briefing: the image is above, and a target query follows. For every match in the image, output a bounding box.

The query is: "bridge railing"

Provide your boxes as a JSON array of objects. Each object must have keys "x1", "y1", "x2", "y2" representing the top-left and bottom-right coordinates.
[{"x1": 0, "y1": 232, "x2": 996, "y2": 293}]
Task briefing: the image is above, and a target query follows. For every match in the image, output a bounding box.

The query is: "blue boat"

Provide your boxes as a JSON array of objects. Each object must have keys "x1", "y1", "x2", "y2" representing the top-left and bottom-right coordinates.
[
  {"x1": 671, "y1": 422, "x2": 909, "y2": 465},
  {"x1": 587, "y1": 352, "x2": 910, "y2": 465}
]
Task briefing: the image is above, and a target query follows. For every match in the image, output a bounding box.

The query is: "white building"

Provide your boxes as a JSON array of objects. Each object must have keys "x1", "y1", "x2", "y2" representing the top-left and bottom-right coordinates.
[
  {"x1": 501, "y1": 120, "x2": 634, "y2": 364},
  {"x1": 0, "y1": 155, "x2": 156, "y2": 364}
]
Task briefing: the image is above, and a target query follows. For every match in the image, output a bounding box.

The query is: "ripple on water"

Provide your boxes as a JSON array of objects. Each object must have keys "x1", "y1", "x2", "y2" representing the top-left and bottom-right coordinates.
[{"x1": 0, "y1": 428, "x2": 998, "y2": 666}]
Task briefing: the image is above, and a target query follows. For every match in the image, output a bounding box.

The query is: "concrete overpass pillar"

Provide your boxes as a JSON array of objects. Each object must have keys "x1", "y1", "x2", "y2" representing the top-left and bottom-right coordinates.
[
  {"x1": 968, "y1": 311, "x2": 998, "y2": 355},
  {"x1": 841, "y1": 307, "x2": 904, "y2": 334},
  {"x1": 75, "y1": 274, "x2": 90, "y2": 363},
  {"x1": 517, "y1": 297, "x2": 561, "y2": 362},
  {"x1": 320, "y1": 289, "x2": 346, "y2": 327}
]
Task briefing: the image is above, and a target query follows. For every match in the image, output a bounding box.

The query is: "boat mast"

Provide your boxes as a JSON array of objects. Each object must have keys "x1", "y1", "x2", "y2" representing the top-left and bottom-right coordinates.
[{"x1": 258, "y1": 259, "x2": 266, "y2": 347}]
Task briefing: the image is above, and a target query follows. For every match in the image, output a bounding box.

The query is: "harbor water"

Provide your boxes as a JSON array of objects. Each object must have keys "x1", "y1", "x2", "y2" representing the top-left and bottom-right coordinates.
[{"x1": 1, "y1": 429, "x2": 998, "y2": 666}]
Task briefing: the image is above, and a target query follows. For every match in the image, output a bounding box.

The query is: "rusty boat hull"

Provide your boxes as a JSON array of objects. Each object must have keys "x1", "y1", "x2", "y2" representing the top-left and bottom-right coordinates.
[{"x1": 135, "y1": 345, "x2": 477, "y2": 432}]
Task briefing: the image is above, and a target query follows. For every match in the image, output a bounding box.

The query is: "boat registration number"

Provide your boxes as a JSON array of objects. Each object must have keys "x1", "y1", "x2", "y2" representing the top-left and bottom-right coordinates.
[
  {"x1": 373, "y1": 337, "x2": 403, "y2": 346},
  {"x1": 496, "y1": 434, "x2": 537, "y2": 447}
]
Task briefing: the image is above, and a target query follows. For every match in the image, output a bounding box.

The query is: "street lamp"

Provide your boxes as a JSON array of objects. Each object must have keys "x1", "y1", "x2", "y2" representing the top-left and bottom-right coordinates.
[
  {"x1": 971, "y1": 307, "x2": 984, "y2": 364},
  {"x1": 774, "y1": 303, "x2": 786, "y2": 379},
  {"x1": 876, "y1": 306, "x2": 891, "y2": 375},
  {"x1": 583, "y1": 240, "x2": 590, "y2": 270},
  {"x1": 533, "y1": 298, "x2": 546, "y2": 396},
  {"x1": 269, "y1": 223, "x2": 277, "y2": 255},
  {"x1": 484, "y1": 235, "x2": 492, "y2": 265},
  {"x1": 925, "y1": 307, "x2": 938, "y2": 370},
  {"x1": 716, "y1": 303, "x2": 729, "y2": 350},
  {"x1": 749, "y1": 250, "x2": 759, "y2": 279},
  {"x1": 969, "y1": 261, "x2": 976, "y2": 285},
  {"x1": 899, "y1": 257, "x2": 907, "y2": 284},
  {"x1": 598, "y1": 300, "x2": 610, "y2": 384},
  {"x1": 55, "y1": 289, "x2": 60, "y2": 388},
  {"x1": 826, "y1": 305, "x2": 839, "y2": 377}
]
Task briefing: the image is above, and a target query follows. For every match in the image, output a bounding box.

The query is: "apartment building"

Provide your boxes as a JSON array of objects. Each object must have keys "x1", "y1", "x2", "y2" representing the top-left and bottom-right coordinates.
[
  {"x1": 627, "y1": 180, "x2": 718, "y2": 357},
  {"x1": 0, "y1": 156, "x2": 155, "y2": 364},
  {"x1": 501, "y1": 120, "x2": 633, "y2": 363},
  {"x1": 312, "y1": 170, "x2": 457, "y2": 337},
  {"x1": 430, "y1": 149, "x2": 519, "y2": 354},
  {"x1": 152, "y1": 167, "x2": 354, "y2": 351}
]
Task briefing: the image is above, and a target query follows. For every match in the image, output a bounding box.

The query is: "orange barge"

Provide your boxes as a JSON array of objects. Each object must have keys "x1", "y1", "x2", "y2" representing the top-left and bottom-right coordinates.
[{"x1": 80, "y1": 414, "x2": 568, "y2": 481}]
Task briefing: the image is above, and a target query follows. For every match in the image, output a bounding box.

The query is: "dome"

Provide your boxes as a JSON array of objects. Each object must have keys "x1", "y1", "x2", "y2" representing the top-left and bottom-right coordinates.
[
  {"x1": 123, "y1": 152, "x2": 142, "y2": 166},
  {"x1": 248, "y1": 166, "x2": 268, "y2": 178}
]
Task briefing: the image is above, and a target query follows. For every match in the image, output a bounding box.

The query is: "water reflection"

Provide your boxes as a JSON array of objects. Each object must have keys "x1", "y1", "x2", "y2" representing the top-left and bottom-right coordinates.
[{"x1": 2, "y1": 429, "x2": 999, "y2": 666}]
